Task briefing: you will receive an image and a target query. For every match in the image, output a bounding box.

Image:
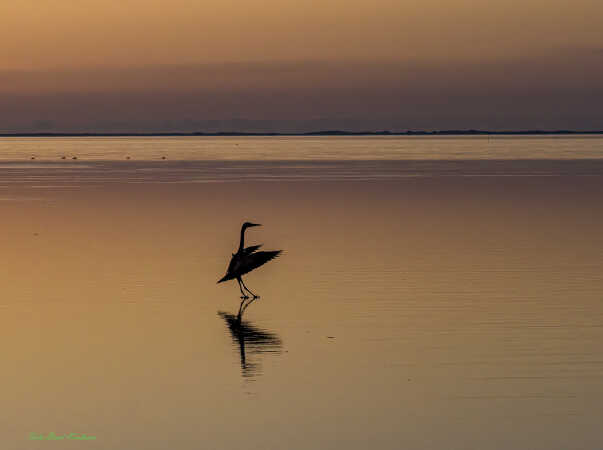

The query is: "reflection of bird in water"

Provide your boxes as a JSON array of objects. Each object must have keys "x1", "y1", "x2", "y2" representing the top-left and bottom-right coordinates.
[
  {"x1": 217, "y1": 311, "x2": 282, "y2": 379},
  {"x1": 218, "y1": 222, "x2": 282, "y2": 308}
]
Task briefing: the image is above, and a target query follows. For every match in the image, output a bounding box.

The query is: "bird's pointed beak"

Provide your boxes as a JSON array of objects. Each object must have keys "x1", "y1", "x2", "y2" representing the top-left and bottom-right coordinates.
[{"x1": 249, "y1": 223, "x2": 261, "y2": 227}]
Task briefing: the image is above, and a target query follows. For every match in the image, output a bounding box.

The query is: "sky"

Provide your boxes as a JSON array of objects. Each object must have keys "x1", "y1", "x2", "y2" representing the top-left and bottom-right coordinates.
[{"x1": 1, "y1": 0, "x2": 602, "y2": 132}]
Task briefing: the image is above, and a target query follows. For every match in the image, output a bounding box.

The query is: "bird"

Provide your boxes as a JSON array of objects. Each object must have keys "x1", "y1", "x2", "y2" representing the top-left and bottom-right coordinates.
[{"x1": 218, "y1": 222, "x2": 282, "y2": 302}]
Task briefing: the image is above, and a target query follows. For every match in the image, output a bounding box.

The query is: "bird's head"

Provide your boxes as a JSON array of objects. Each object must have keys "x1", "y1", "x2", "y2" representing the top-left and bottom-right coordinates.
[{"x1": 242, "y1": 222, "x2": 261, "y2": 229}]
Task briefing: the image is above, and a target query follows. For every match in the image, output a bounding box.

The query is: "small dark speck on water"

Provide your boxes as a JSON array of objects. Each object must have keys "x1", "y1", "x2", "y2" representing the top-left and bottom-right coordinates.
[
  {"x1": 72, "y1": 156, "x2": 77, "y2": 160},
  {"x1": 327, "y1": 336, "x2": 335, "y2": 339},
  {"x1": 161, "y1": 156, "x2": 166, "y2": 160},
  {"x1": 30, "y1": 156, "x2": 35, "y2": 160},
  {"x1": 33, "y1": 233, "x2": 39, "y2": 236},
  {"x1": 61, "y1": 156, "x2": 66, "y2": 159}
]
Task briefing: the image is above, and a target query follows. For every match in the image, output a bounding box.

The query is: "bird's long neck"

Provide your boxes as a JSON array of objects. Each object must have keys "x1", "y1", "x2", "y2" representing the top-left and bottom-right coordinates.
[{"x1": 238, "y1": 226, "x2": 247, "y2": 252}]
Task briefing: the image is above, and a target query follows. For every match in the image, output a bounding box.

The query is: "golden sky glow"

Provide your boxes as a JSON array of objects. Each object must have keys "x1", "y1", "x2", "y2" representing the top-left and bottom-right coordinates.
[
  {"x1": 2, "y1": 0, "x2": 602, "y2": 69},
  {"x1": 0, "y1": 0, "x2": 602, "y2": 131}
]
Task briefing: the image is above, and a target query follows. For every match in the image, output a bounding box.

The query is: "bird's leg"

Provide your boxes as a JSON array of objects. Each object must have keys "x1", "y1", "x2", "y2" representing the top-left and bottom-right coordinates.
[
  {"x1": 237, "y1": 278, "x2": 249, "y2": 300},
  {"x1": 240, "y1": 278, "x2": 259, "y2": 299}
]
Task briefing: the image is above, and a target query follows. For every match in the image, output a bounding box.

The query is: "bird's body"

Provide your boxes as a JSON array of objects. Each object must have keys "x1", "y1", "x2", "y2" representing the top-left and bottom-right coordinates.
[{"x1": 218, "y1": 222, "x2": 282, "y2": 302}]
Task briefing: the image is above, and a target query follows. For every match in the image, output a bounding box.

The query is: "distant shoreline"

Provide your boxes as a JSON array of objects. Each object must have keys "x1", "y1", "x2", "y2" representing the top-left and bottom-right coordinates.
[{"x1": 0, "y1": 130, "x2": 602, "y2": 137}]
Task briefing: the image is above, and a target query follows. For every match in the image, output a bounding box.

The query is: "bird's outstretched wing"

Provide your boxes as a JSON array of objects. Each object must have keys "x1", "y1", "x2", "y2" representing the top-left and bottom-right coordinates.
[
  {"x1": 238, "y1": 250, "x2": 282, "y2": 276},
  {"x1": 242, "y1": 244, "x2": 263, "y2": 256}
]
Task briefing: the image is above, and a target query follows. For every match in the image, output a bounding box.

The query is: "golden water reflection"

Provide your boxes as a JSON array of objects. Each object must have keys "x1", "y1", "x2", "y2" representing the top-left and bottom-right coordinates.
[{"x1": 1, "y1": 151, "x2": 603, "y2": 449}]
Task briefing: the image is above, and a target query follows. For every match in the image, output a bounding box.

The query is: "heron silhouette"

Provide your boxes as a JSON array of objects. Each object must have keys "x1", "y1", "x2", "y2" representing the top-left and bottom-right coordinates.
[{"x1": 217, "y1": 222, "x2": 282, "y2": 305}]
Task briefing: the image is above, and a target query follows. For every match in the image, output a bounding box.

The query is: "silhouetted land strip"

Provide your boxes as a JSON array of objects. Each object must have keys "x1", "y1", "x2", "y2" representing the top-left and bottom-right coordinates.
[{"x1": 1, "y1": 130, "x2": 603, "y2": 137}]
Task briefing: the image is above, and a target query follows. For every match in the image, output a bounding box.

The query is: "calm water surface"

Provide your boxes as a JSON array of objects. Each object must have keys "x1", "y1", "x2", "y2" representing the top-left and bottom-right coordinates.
[{"x1": 0, "y1": 136, "x2": 602, "y2": 449}]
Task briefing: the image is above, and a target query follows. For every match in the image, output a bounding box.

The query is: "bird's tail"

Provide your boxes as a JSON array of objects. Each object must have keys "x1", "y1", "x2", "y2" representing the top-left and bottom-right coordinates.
[{"x1": 217, "y1": 274, "x2": 231, "y2": 283}]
